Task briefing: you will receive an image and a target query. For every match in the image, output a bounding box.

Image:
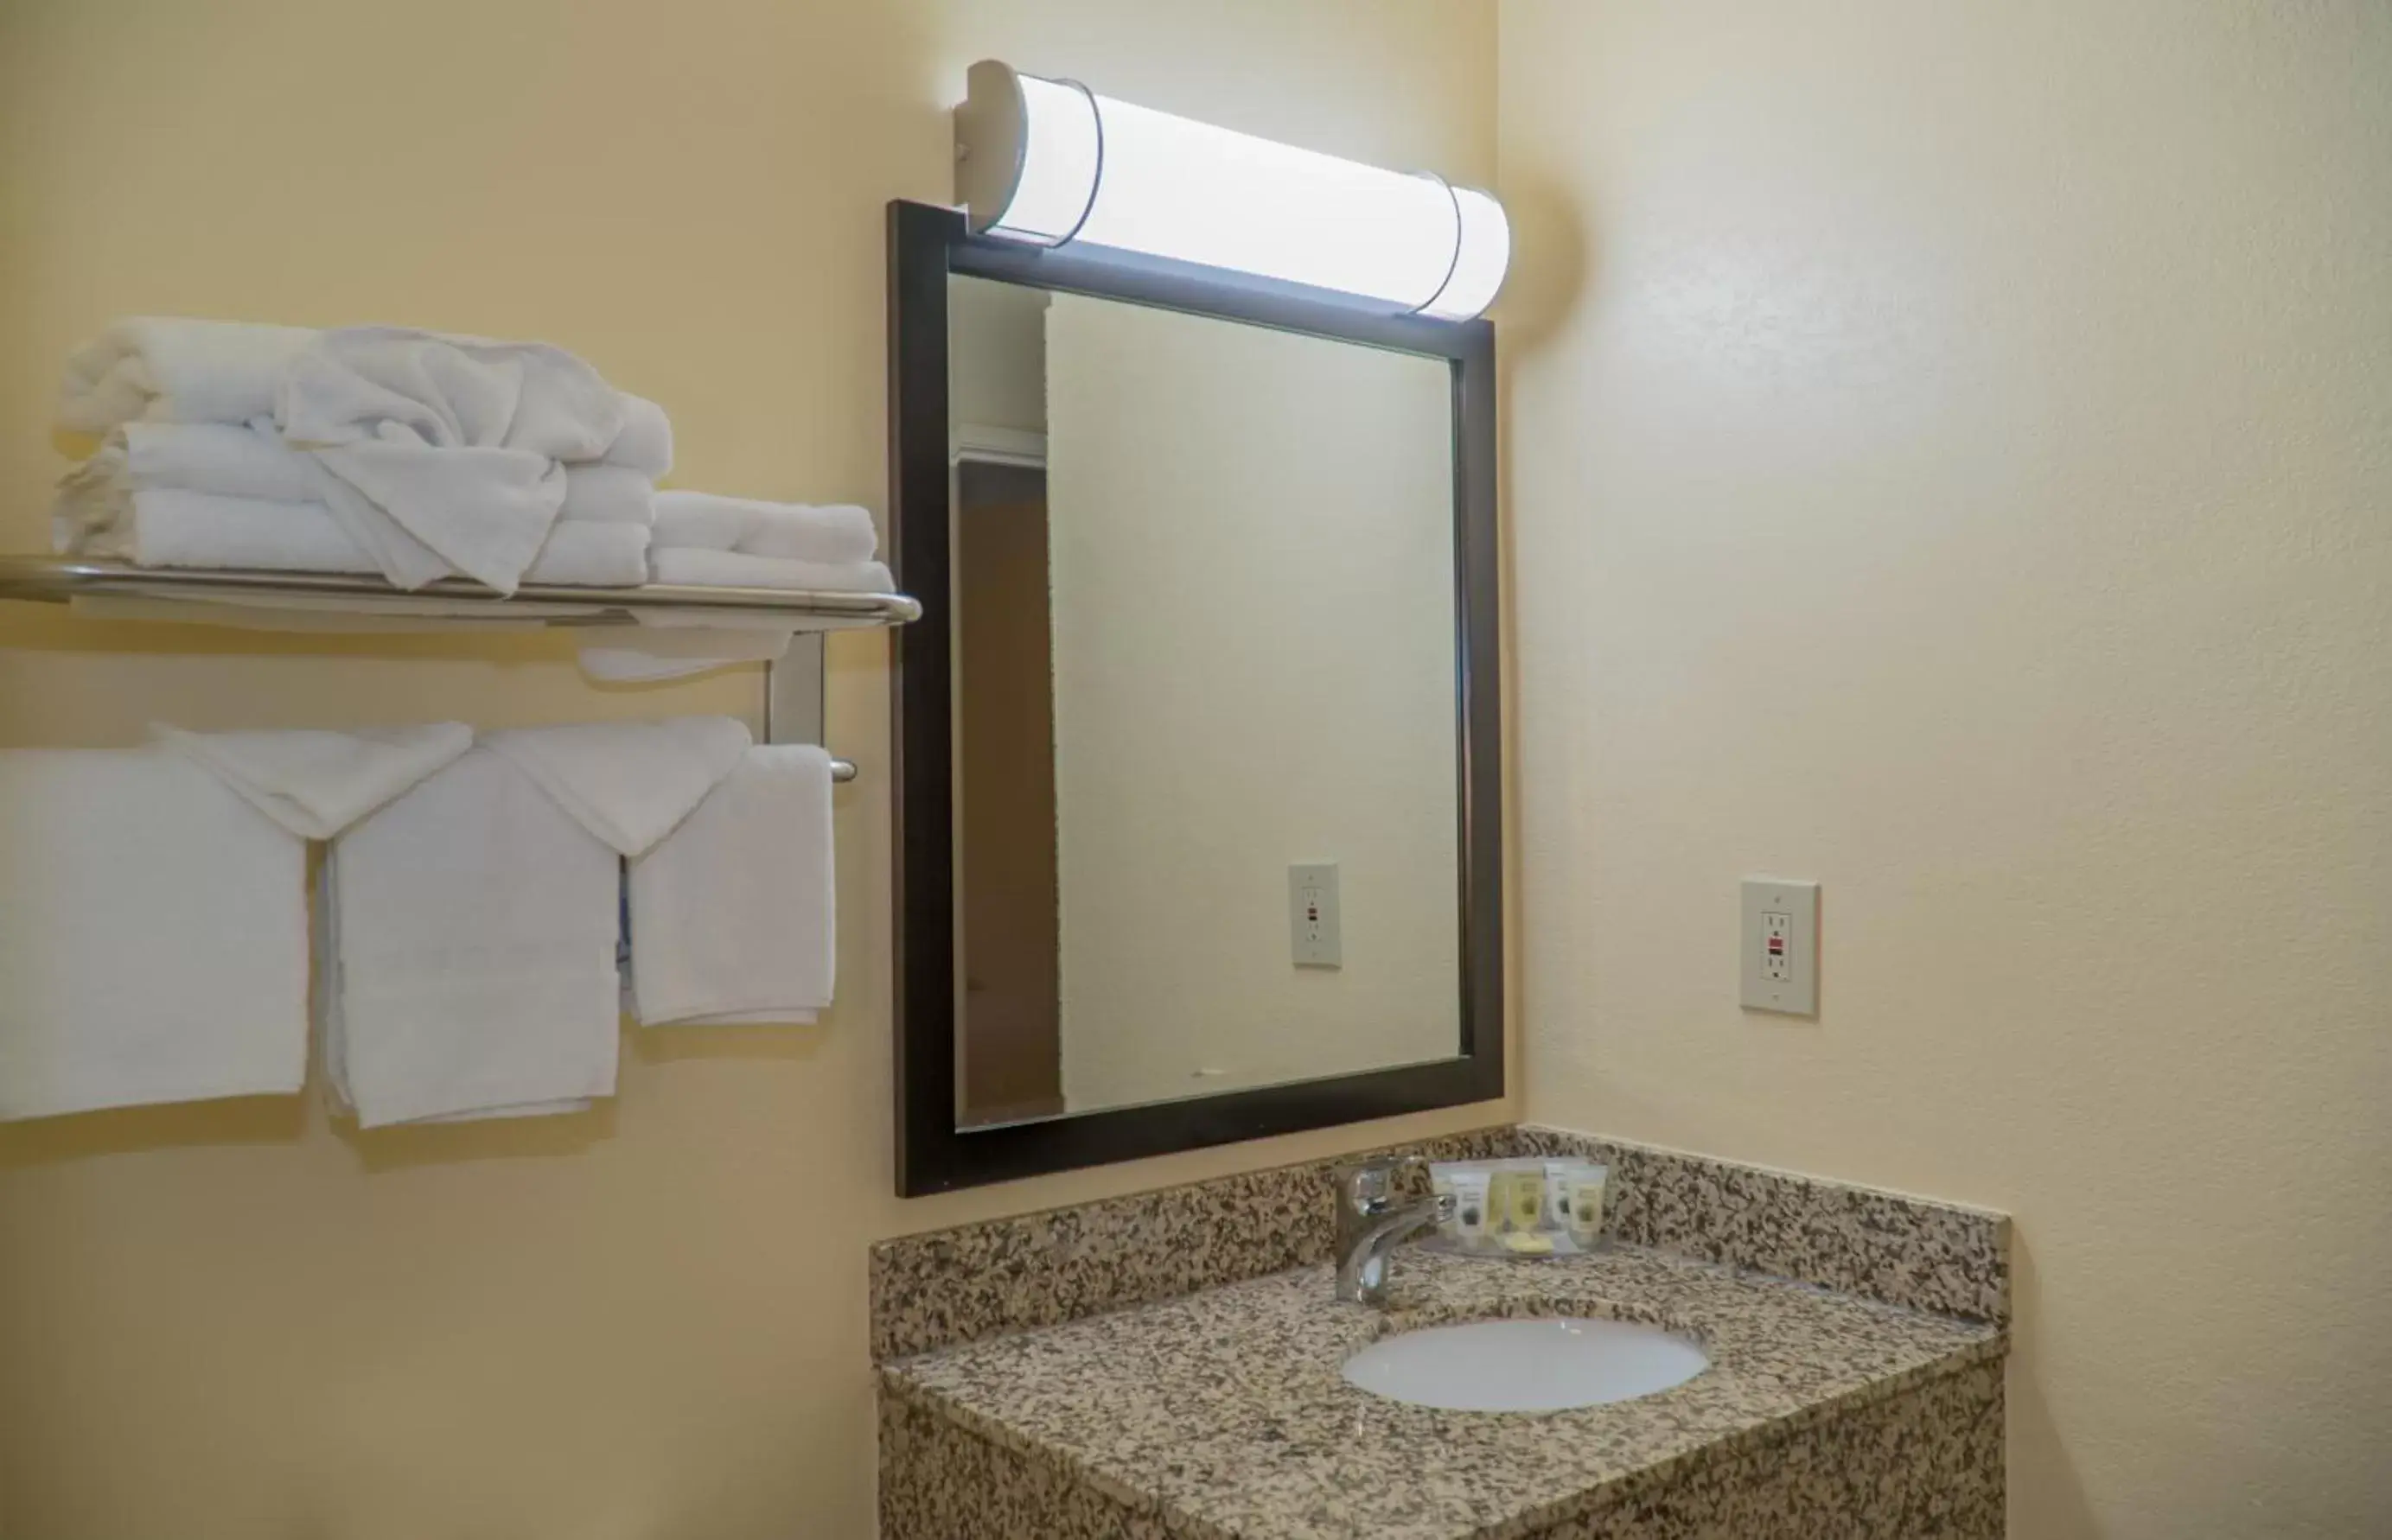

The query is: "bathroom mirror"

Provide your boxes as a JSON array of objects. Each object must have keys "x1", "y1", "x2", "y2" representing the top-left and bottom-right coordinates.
[{"x1": 889, "y1": 200, "x2": 1500, "y2": 1194}]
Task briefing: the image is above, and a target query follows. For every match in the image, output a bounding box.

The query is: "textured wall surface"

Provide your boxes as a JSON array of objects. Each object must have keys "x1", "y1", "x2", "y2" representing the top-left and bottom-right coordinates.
[
  {"x1": 1499, "y1": 3, "x2": 2391, "y2": 1537},
  {"x1": 0, "y1": 3, "x2": 1504, "y2": 1536}
]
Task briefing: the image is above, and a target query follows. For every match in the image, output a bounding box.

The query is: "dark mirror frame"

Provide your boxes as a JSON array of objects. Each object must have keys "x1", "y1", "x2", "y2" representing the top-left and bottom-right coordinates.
[{"x1": 888, "y1": 199, "x2": 1502, "y2": 1196}]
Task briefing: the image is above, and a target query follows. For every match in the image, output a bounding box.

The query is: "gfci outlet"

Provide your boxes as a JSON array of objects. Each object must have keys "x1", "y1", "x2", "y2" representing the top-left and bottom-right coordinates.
[
  {"x1": 1740, "y1": 878, "x2": 1818, "y2": 1015},
  {"x1": 1289, "y1": 862, "x2": 1342, "y2": 968}
]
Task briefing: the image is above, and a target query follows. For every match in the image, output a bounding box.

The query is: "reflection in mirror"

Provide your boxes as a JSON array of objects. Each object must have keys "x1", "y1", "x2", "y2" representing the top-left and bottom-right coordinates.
[{"x1": 947, "y1": 275, "x2": 1461, "y2": 1130}]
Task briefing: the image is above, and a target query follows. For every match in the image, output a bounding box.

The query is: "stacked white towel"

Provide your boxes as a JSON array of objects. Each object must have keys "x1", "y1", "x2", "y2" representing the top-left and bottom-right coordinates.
[
  {"x1": 51, "y1": 319, "x2": 668, "y2": 594},
  {"x1": 0, "y1": 748, "x2": 309, "y2": 1121},
  {"x1": 582, "y1": 492, "x2": 890, "y2": 681},
  {"x1": 648, "y1": 493, "x2": 890, "y2": 589}
]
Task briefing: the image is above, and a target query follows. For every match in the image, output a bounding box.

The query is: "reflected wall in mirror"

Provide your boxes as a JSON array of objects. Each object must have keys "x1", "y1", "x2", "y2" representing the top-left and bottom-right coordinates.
[
  {"x1": 948, "y1": 277, "x2": 1461, "y2": 1127},
  {"x1": 890, "y1": 200, "x2": 1501, "y2": 1194}
]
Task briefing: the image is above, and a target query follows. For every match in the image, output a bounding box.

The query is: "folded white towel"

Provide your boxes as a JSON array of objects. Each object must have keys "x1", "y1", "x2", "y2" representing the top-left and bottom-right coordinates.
[
  {"x1": 57, "y1": 318, "x2": 316, "y2": 435},
  {"x1": 57, "y1": 421, "x2": 317, "y2": 513},
  {"x1": 153, "y1": 722, "x2": 472, "y2": 840},
  {"x1": 524, "y1": 520, "x2": 650, "y2": 587},
  {"x1": 61, "y1": 488, "x2": 369, "y2": 571},
  {"x1": 604, "y1": 394, "x2": 673, "y2": 477},
  {"x1": 483, "y1": 716, "x2": 750, "y2": 859},
  {"x1": 324, "y1": 748, "x2": 622, "y2": 1129},
  {"x1": 0, "y1": 748, "x2": 309, "y2": 1120},
  {"x1": 629, "y1": 745, "x2": 835, "y2": 1025},
  {"x1": 647, "y1": 549, "x2": 894, "y2": 592},
  {"x1": 558, "y1": 464, "x2": 654, "y2": 525},
  {"x1": 57, "y1": 487, "x2": 651, "y2": 588},
  {"x1": 652, "y1": 493, "x2": 877, "y2": 564},
  {"x1": 277, "y1": 328, "x2": 632, "y2": 593},
  {"x1": 60, "y1": 421, "x2": 646, "y2": 529}
]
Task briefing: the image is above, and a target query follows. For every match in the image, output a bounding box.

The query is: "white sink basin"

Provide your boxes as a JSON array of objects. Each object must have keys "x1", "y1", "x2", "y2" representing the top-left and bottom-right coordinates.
[{"x1": 1341, "y1": 1316, "x2": 1708, "y2": 1412}]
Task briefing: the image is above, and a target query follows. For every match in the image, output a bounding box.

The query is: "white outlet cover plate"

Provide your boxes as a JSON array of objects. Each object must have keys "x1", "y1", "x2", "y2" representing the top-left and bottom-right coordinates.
[
  {"x1": 1290, "y1": 861, "x2": 1342, "y2": 968},
  {"x1": 1740, "y1": 878, "x2": 1818, "y2": 1015}
]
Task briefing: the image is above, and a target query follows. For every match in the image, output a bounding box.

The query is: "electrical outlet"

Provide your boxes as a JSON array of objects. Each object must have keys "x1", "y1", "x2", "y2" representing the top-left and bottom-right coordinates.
[
  {"x1": 1289, "y1": 862, "x2": 1341, "y2": 968},
  {"x1": 1740, "y1": 879, "x2": 1817, "y2": 1015}
]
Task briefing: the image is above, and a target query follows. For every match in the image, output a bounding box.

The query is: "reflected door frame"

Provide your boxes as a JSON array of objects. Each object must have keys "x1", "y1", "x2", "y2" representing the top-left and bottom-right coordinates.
[{"x1": 888, "y1": 200, "x2": 1503, "y2": 1196}]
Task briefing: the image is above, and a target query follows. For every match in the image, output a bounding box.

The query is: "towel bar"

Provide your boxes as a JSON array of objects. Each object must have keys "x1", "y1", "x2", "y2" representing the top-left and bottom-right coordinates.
[{"x1": 0, "y1": 555, "x2": 922, "y2": 627}]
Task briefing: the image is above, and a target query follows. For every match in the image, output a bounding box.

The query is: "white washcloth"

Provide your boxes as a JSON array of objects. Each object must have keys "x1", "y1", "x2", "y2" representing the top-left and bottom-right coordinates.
[
  {"x1": 652, "y1": 493, "x2": 877, "y2": 564},
  {"x1": 324, "y1": 748, "x2": 622, "y2": 1128},
  {"x1": 558, "y1": 464, "x2": 654, "y2": 525},
  {"x1": 153, "y1": 722, "x2": 472, "y2": 840},
  {"x1": 482, "y1": 716, "x2": 750, "y2": 859},
  {"x1": 277, "y1": 328, "x2": 628, "y2": 593},
  {"x1": 0, "y1": 748, "x2": 309, "y2": 1120},
  {"x1": 647, "y1": 550, "x2": 894, "y2": 592},
  {"x1": 576, "y1": 627, "x2": 795, "y2": 684},
  {"x1": 628, "y1": 745, "x2": 835, "y2": 1025},
  {"x1": 604, "y1": 394, "x2": 673, "y2": 477},
  {"x1": 58, "y1": 486, "x2": 649, "y2": 587},
  {"x1": 57, "y1": 318, "x2": 316, "y2": 435}
]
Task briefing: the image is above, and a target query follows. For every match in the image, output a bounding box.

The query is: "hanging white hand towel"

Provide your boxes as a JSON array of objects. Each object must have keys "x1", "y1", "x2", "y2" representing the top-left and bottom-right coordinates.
[
  {"x1": 482, "y1": 716, "x2": 751, "y2": 859},
  {"x1": 0, "y1": 748, "x2": 309, "y2": 1120},
  {"x1": 324, "y1": 748, "x2": 622, "y2": 1128},
  {"x1": 152, "y1": 722, "x2": 472, "y2": 840},
  {"x1": 277, "y1": 328, "x2": 628, "y2": 594},
  {"x1": 57, "y1": 318, "x2": 317, "y2": 435},
  {"x1": 628, "y1": 745, "x2": 835, "y2": 1026}
]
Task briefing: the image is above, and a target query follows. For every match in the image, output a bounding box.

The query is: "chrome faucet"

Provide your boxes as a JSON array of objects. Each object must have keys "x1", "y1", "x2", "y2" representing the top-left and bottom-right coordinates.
[{"x1": 1333, "y1": 1155, "x2": 1454, "y2": 1307}]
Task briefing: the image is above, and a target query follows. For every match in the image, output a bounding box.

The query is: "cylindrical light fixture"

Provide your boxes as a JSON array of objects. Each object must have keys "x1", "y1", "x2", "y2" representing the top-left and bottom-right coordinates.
[{"x1": 954, "y1": 60, "x2": 1509, "y2": 321}]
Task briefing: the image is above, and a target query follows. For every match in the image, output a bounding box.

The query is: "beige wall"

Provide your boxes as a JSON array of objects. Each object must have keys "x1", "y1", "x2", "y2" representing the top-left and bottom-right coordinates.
[
  {"x1": 947, "y1": 276, "x2": 1049, "y2": 437},
  {"x1": 1501, "y1": 3, "x2": 2390, "y2": 1537},
  {"x1": 1043, "y1": 295, "x2": 1462, "y2": 1109},
  {"x1": 0, "y1": 3, "x2": 1503, "y2": 1537}
]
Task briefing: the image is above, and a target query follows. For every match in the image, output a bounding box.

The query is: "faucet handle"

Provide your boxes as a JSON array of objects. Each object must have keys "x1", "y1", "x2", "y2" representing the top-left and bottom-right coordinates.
[{"x1": 1334, "y1": 1153, "x2": 1426, "y2": 1211}]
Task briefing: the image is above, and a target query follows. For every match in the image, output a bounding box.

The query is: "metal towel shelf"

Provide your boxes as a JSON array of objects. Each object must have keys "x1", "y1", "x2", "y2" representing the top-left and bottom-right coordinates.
[{"x1": 0, "y1": 556, "x2": 915, "y2": 784}]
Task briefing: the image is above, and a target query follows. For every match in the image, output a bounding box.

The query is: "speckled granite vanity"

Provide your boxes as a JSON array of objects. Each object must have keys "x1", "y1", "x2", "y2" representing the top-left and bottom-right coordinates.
[{"x1": 871, "y1": 1128, "x2": 2009, "y2": 1539}]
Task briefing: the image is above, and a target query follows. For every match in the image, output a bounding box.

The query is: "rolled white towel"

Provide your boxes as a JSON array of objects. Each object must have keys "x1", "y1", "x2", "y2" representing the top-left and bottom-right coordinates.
[
  {"x1": 60, "y1": 486, "x2": 649, "y2": 588},
  {"x1": 57, "y1": 318, "x2": 317, "y2": 436},
  {"x1": 558, "y1": 463, "x2": 654, "y2": 525},
  {"x1": 652, "y1": 492, "x2": 877, "y2": 565},
  {"x1": 647, "y1": 549, "x2": 894, "y2": 593},
  {"x1": 603, "y1": 394, "x2": 673, "y2": 477}
]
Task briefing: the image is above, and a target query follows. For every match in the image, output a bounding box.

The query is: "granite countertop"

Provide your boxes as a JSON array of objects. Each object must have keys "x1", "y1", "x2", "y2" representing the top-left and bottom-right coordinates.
[{"x1": 880, "y1": 1242, "x2": 2005, "y2": 1540}]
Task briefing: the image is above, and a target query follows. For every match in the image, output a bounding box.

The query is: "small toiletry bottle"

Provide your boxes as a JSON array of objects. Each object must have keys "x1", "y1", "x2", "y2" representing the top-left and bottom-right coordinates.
[
  {"x1": 1449, "y1": 1168, "x2": 1492, "y2": 1243},
  {"x1": 1565, "y1": 1164, "x2": 1610, "y2": 1250},
  {"x1": 1503, "y1": 1161, "x2": 1545, "y2": 1233},
  {"x1": 1542, "y1": 1158, "x2": 1581, "y2": 1231},
  {"x1": 1430, "y1": 1163, "x2": 1461, "y2": 1241}
]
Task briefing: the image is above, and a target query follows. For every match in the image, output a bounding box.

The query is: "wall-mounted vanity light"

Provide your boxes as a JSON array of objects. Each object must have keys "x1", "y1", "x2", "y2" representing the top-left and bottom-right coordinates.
[{"x1": 954, "y1": 60, "x2": 1510, "y2": 321}]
